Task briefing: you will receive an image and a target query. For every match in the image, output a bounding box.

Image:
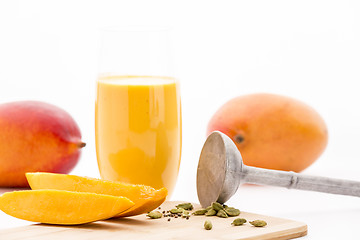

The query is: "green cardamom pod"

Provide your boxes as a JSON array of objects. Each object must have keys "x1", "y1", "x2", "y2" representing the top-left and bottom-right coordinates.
[
  {"x1": 204, "y1": 220, "x2": 212, "y2": 230},
  {"x1": 211, "y1": 202, "x2": 224, "y2": 211},
  {"x1": 182, "y1": 211, "x2": 190, "y2": 218},
  {"x1": 147, "y1": 210, "x2": 162, "y2": 219},
  {"x1": 205, "y1": 206, "x2": 212, "y2": 211},
  {"x1": 250, "y1": 220, "x2": 267, "y2": 227},
  {"x1": 176, "y1": 203, "x2": 193, "y2": 210},
  {"x1": 232, "y1": 218, "x2": 247, "y2": 226},
  {"x1": 193, "y1": 209, "x2": 207, "y2": 215},
  {"x1": 205, "y1": 209, "x2": 217, "y2": 216},
  {"x1": 170, "y1": 208, "x2": 184, "y2": 214},
  {"x1": 225, "y1": 207, "x2": 240, "y2": 217},
  {"x1": 216, "y1": 209, "x2": 228, "y2": 218}
]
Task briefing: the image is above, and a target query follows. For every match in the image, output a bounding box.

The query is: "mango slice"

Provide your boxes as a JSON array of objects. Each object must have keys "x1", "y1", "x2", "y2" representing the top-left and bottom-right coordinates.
[
  {"x1": 118, "y1": 187, "x2": 167, "y2": 217},
  {"x1": 26, "y1": 172, "x2": 168, "y2": 217},
  {"x1": 0, "y1": 190, "x2": 134, "y2": 225}
]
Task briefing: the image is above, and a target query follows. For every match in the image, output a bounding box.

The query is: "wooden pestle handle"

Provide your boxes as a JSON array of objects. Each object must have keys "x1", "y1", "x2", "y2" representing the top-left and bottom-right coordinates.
[{"x1": 241, "y1": 165, "x2": 360, "y2": 197}]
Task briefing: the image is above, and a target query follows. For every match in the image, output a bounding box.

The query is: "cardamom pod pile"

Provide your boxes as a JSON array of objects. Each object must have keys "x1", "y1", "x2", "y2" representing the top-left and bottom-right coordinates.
[
  {"x1": 146, "y1": 203, "x2": 194, "y2": 221},
  {"x1": 194, "y1": 202, "x2": 240, "y2": 218},
  {"x1": 146, "y1": 202, "x2": 267, "y2": 230}
]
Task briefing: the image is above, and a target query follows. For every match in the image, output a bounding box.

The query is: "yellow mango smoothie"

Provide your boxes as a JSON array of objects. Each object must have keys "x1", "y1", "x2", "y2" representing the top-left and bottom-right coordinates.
[{"x1": 95, "y1": 76, "x2": 181, "y2": 196}]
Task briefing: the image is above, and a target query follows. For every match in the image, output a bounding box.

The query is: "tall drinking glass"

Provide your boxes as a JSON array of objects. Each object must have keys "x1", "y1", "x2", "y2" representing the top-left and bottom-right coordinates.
[{"x1": 95, "y1": 27, "x2": 181, "y2": 197}]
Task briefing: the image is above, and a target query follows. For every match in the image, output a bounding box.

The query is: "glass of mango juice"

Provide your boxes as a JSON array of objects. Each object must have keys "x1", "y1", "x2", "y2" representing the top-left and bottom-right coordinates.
[{"x1": 95, "y1": 27, "x2": 181, "y2": 197}]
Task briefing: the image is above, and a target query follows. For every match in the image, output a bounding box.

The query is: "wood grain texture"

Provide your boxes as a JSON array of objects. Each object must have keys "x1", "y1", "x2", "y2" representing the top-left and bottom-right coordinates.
[{"x1": 0, "y1": 201, "x2": 307, "y2": 240}]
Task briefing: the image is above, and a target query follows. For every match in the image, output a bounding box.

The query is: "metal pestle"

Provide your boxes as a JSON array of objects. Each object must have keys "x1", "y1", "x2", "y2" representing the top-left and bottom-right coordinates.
[{"x1": 196, "y1": 131, "x2": 360, "y2": 207}]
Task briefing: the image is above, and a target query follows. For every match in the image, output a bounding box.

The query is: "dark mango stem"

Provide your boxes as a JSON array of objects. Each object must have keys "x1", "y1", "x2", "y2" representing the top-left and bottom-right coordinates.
[
  {"x1": 77, "y1": 142, "x2": 86, "y2": 148},
  {"x1": 234, "y1": 134, "x2": 244, "y2": 144}
]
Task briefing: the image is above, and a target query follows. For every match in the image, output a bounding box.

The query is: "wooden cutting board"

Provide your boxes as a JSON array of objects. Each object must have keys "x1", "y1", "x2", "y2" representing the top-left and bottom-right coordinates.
[{"x1": 0, "y1": 201, "x2": 307, "y2": 240}]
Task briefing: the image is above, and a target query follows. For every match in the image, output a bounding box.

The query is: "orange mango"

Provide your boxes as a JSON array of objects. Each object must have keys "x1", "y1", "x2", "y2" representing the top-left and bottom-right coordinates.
[
  {"x1": 0, "y1": 101, "x2": 85, "y2": 187},
  {"x1": 207, "y1": 93, "x2": 328, "y2": 172}
]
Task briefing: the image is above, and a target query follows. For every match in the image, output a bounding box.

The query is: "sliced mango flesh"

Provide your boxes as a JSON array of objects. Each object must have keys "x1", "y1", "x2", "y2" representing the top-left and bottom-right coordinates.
[
  {"x1": 118, "y1": 187, "x2": 167, "y2": 217},
  {"x1": 0, "y1": 190, "x2": 134, "y2": 225},
  {"x1": 26, "y1": 172, "x2": 167, "y2": 217}
]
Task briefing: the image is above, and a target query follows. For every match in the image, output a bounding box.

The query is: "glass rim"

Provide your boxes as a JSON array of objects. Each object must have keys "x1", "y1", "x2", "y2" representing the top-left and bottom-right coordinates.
[{"x1": 99, "y1": 25, "x2": 172, "y2": 33}]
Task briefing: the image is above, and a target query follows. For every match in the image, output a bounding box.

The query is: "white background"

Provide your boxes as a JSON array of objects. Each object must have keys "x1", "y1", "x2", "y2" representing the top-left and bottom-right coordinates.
[{"x1": 1, "y1": 0, "x2": 360, "y2": 239}]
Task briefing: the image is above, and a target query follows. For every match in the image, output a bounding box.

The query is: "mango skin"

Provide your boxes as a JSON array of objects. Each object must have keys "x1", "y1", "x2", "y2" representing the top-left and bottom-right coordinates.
[
  {"x1": 207, "y1": 93, "x2": 328, "y2": 172},
  {"x1": 0, "y1": 101, "x2": 84, "y2": 187}
]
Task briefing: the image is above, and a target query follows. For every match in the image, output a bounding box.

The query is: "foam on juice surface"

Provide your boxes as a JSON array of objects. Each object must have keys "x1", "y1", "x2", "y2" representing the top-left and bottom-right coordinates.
[{"x1": 98, "y1": 76, "x2": 176, "y2": 86}]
